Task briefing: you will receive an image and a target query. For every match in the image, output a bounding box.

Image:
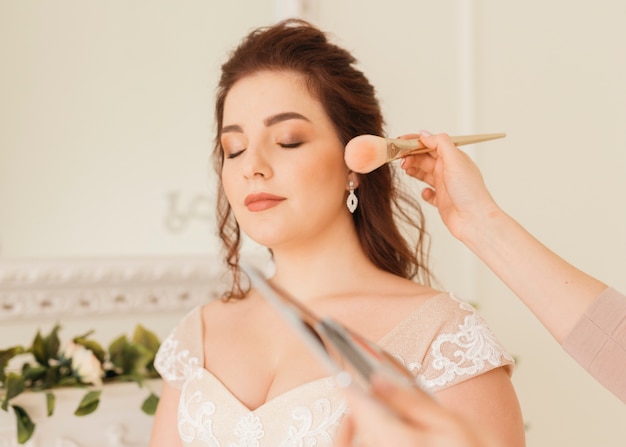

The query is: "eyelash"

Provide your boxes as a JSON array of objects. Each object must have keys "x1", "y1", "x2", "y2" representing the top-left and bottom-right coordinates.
[
  {"x1": 279, "y1": 142, "x2": 302, "y2": 149},
  {"x1": 226, "y1": 149, "x2": 244, "y2": 159},
  {"x1": 224, "y1": 141, "x2": 303, "y2": 159}
]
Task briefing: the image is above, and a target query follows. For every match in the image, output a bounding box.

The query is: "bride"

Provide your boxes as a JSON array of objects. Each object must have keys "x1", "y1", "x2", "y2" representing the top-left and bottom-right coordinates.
[{"x1": 148, "y1": 19, "x2": 525, "y2": 447}]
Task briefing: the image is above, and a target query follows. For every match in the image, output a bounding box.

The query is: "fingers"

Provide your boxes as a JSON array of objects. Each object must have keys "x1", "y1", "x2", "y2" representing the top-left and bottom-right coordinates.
[
  {"x1": 397, "y1": 131, "x2": 443, "y2": 183},
  {"x1": 416, "y1": 130, "x2": 457, "y2": 155},
  {"x1": 402, "y1": 153, "x2": 437, "y2": 178},
  {"x1": 421, "y1": 187, "x2": 436, "y2": 206},
  {"x1": 396, "y1": 133, "x2": 421, "y2": 140},
  {"x1": 402, "y1": 162, "x2": 431, "y2": 184},
  {"x1": 399, "y1": 130, "x2": 463, "y2": 153}
]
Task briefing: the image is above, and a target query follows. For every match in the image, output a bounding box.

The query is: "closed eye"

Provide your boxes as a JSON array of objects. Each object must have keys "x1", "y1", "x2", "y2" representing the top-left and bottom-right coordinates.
[
  {"x1": 226, "y1": 149, "x2": 245, "y2": 159},
  {"x1": 279, "y1": 142, "x2": 303, "y2": 149}
]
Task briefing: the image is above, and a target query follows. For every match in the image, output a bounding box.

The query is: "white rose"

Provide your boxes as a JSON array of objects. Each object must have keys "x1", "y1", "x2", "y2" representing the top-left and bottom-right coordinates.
[
  {"x1": 61, "y1": 340, "x2": 81, "y2": 360},
  {"x1": 6, "y1": 352, "x2": 36, "y2": 373},
  {"x1": 65, "y1": 342, "x2": 103, "y2": 387}
]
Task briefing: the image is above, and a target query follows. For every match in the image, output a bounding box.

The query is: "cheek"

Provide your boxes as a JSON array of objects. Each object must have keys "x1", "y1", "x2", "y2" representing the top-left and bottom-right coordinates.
[
  {"x1": 305, "y1": 140, "x2": 346, "y2": 174},
  {"x1": 312, "y1": 154, "x2": 349, "y2": 191},
  {"x1": 301, "y1": 168, "x2": 348, "y2": 208}
]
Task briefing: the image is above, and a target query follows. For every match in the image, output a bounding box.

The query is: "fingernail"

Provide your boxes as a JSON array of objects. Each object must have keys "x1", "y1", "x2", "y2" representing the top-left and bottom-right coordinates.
[{"x1": 419, "y1": 130, "x2": 432, "y2": 137}]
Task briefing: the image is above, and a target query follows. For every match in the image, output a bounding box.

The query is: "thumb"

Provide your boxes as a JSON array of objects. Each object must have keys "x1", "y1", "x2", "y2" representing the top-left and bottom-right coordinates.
[{"x1": 418, "y1": 130, "x2": 459, "y2": 161}]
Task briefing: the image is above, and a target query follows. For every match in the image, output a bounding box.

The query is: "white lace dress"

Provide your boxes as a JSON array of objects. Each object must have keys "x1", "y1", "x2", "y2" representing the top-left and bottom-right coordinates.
[{"x1": 154, "y1": 292, "x2": 514, "y2": 446}]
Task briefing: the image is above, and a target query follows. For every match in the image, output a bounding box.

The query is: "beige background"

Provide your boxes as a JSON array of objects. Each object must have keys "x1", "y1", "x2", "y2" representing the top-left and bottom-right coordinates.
[{"x1": 1, "y1": 1, "x2": 625, "y2": 445}]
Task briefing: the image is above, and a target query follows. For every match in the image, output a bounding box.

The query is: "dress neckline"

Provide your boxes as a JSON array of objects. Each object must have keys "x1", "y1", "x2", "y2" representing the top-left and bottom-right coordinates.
[
  {"x1": 193, "y1": 292, "x2": 449, "y2": 411},
  {"x1": 190, "y1": 366, "x2": 338, "y2": 413}
]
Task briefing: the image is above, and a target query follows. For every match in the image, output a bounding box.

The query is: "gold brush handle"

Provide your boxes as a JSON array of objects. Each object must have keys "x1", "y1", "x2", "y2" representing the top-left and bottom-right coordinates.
[{"x1": 387, "y1": 133, "x2": 506, "y2": 160}]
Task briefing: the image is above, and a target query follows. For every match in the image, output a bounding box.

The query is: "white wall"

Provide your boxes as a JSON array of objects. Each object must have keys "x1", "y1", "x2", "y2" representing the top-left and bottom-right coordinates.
[
  {"x1": 1, "y1": 1, "x2": 625, "y2": 445},
  {"x1": 0, "y1": 0, "x2": 274, "y2": 259},
  {"x1": 473, "y1": 3, "x2": 626, "y2": 445}
]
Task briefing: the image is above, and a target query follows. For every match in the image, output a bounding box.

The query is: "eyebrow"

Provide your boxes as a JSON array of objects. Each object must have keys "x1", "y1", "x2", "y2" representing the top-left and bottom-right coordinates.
[
  {"x1": 221, "y1": 112, "x2": 310, "y2": 134},
  {"x1": 264, "y1": 111, "x2": 310, "y2": 127}
]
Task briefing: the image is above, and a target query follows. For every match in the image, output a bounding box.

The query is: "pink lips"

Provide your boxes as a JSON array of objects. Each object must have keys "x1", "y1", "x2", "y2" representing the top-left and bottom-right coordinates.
[{"x1": 244, "y1": 192, "x2": 286, "y2": 212}]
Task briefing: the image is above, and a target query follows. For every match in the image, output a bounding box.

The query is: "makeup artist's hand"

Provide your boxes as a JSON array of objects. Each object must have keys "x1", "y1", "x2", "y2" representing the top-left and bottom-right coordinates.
[
  {"x1": 335, "y1": 374, "x2": 490, "y2": 447},
  {"x1": 398, "y1": 131, "x2": 500, "y2": 243}
]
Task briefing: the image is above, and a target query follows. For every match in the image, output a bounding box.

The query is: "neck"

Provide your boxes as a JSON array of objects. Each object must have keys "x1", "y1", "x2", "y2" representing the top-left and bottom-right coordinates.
[{"x1": 268, "y1": 234, "x2": 376, "y2": 303}]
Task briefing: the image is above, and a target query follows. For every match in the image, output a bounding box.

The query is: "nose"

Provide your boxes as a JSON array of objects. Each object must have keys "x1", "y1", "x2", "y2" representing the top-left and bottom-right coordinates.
[{"x1": 242, "y1": 143, "x2": 273, "y2": 179}]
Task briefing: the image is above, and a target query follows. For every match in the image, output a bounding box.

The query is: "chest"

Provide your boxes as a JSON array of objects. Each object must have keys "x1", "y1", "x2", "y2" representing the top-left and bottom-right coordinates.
[
  {"x1": 198, "y1": 295, "x2": 428, "y2": 411},
  {"x1": 201, "y1": 304, "x2": 332, "y2": 411}
]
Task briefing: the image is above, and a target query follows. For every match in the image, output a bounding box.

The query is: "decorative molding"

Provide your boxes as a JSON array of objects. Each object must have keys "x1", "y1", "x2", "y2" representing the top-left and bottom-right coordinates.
[{"x1": 0, "y1": 255, "x2": 228, "y2": 321}]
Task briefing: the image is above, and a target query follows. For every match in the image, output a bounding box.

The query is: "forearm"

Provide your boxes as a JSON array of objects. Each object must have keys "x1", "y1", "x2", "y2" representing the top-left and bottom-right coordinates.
[{"x1": 461, "y1": 208, "x2": 608, "y2": 343}]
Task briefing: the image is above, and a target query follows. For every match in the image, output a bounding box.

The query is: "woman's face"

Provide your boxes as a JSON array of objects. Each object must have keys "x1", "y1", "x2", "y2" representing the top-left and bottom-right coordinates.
[{"x1": 220, "y1": 70, "x2": 353, "y2": 250}]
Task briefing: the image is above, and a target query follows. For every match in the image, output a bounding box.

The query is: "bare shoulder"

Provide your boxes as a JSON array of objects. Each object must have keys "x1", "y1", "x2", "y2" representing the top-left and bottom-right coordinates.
[
  {"x1": 199, "y1": 297, "x2": 228, "y2": 327},
  {"x1": 199, "y1": 294, "x2": 260, "y2": 332},
  {"x1": 329, "y1": 271, "x2": 446, "y2": 340},
  {"x1": 374, "y1": 269, "x2": 444, "y2": 308}
]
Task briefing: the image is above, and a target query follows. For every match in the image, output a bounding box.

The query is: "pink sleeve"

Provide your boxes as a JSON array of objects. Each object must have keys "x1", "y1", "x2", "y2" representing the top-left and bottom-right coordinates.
[{"x1": 562, "y1": 287, "x2": 626, "y2": 403}]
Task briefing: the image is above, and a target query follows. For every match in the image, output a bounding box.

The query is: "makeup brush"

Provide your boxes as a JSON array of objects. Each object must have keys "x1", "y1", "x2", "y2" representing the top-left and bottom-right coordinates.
[{"x1": 344, "y1": 133, "x2": 506, "y2": 174}]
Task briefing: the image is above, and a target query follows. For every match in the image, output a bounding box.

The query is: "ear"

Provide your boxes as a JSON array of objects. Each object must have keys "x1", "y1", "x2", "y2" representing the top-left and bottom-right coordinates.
[{"x1": 346, "y1": 171, "x2": 360, "y2": 190}]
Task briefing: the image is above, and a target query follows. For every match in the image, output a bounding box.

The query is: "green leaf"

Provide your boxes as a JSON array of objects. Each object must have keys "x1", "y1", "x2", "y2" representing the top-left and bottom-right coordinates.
[
  {"x1": 110, "y1": 342, "x2": 151, "y2": 377},
  {"x1": 134, "y1": 344, "x2": 154, "y2": 374},
  {"x1": 29, "y1": 325, "x2": 61, "y2": 366},
  {"x1": 42, "y1": 365, "x2": 60, "y2": 389},
  {"x1": 0, "y1": 346, "x2": 25, "y2": 382},
  {"x1": 45, "y1": 392, "x2": 55, "y2": 416},
  {"x1": 141, "y1": 393, "x2": 159, "y2": 415},
  {"x1": 133, "y1": 325, "x2": 161, "y2": 354},
  {"x1": 74, "y1": 390, "x2": 101, "y2": 416},
  {"x1": 56, "y1": 376, "x2": 79, "y2": 387},
  {"x1": 108, "y1": 335, "x2": 129, "y2": 371},
  {"x1": 21, "y1": 364, "x2": 47, "y2": 384},
  {"x1": 75, "y1": 329, "x2": 95, "y2": 340},
  {"x1": 44, "y1": 325, "x2": 61, "y2": 362},
  {"x1": 122, "y1": 345, "x2": 143, "y2": 376},
  {"x1": 133, "y1": 325, "x2": 161, "y2": 374},
  {"x1": 12, "y1": 405, "x2": 35, "y2": 444},
  {"x1": 30, "y1": 331, "x2": 46, "y2": 365},
  {"x1": 2, "y1": 373, "x2": 25, "y2": 411}
]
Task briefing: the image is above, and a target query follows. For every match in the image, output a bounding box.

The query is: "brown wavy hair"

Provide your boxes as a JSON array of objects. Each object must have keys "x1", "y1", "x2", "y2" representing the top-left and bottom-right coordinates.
[{"x1": 213, "y1": 19, "x2": 431, "y2": 300}]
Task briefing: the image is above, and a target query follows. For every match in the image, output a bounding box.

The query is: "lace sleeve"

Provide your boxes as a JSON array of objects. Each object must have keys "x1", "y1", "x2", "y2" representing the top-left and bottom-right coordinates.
[
  {"x1": 416, "y1": 294, "x2": 514, "y2": 392},
  {"x1": 379, "y1": 293, "x2": 514, "y2": 393},
  {"x1": 154, "y1": 306, "x2": 203, "y2": 389}
]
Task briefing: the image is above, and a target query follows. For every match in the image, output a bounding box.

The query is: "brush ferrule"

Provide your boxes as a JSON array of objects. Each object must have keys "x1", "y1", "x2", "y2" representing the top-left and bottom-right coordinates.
[{"x1": 385, "y1": 138, "x2": 421, "y2": 160}]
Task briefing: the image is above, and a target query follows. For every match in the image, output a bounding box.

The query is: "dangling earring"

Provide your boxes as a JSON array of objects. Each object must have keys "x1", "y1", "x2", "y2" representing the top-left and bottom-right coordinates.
[{"x1": 346, "y1": 180, "x2": 358, "y2": 213}]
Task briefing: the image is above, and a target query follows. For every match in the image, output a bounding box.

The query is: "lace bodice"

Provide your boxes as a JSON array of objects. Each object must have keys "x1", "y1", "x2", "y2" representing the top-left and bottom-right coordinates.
[{"x1": 154, "y1": 292, "x2": 514, "y2": 446}]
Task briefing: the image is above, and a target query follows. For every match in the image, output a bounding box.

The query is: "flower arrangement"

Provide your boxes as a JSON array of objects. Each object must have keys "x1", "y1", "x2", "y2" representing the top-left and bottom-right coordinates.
[{"x1": 0, "y1": 324, "x2": 161, "y2": 444}]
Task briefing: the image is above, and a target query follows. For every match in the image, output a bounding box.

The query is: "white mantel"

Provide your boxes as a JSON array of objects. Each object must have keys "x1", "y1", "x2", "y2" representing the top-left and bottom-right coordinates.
[{"x1": 0, "y1": 380, "x2": 162, "y2": 447}]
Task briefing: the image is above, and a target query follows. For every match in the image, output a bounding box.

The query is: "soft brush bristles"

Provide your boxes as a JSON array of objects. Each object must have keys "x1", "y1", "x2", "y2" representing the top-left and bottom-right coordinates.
[{"x1": 344, "y1": 135, "x2": 389, "y2": 174}]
